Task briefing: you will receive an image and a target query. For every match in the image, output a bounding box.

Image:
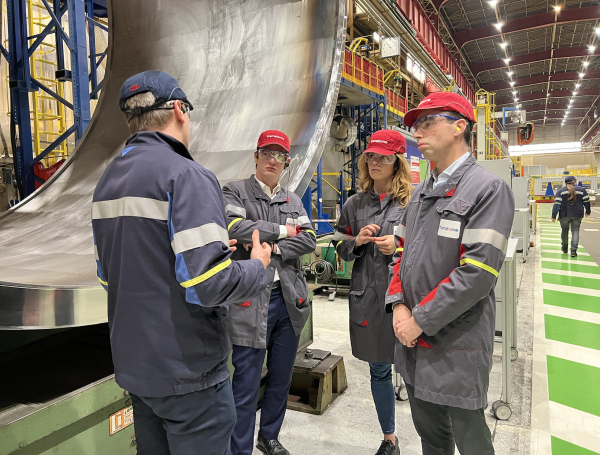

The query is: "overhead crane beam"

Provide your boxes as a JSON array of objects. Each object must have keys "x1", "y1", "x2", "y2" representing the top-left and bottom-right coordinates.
[
  {"x1": 495, "y1": 89, "x2": 599, "y2": 106},
  {"x1": 470, "y1": 47, "x2": 600, "y2": 76},
  {"x1": 452, "y1": 6, "x2": 600, "y2": 49},
  {"x1": 482, "y1": 71, "x2": 600, "y2": 92}
]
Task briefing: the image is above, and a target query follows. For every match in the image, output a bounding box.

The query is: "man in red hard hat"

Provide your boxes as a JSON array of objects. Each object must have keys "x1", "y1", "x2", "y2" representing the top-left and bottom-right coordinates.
[
  {"x1": 386, "y1": 92, "x2": 515, "y2": 455},
  {"x1": 222, "y1": 131, "x2": 316, "y2": 455}
]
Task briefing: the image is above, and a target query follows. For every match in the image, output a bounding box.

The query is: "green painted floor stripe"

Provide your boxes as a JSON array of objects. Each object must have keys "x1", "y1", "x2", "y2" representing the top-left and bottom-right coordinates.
[
  {"x1": 547, "y1": 356, "x2": 600, "y2": 418},
  {"x1": 543, "y1": 244, "x2": 588, "y2": 253},
  {"x1": 552, "y1": 437, "x2": 600, "y2": 455},
  {"x1": 542, "y1": 261, "x2": 600, "y2": 274},
  {"x1": 543, "y1": 289, "x2": 600, "y2": 315},
  {"x1": 541, "y1": 252, "x2": 596, "y2": 263},
  {"x1": 543, "y1": 273, "x2": 600, "y2": 290},
  {"x1": 545, "y1": 314, "x2": 600, "y2": 351}
]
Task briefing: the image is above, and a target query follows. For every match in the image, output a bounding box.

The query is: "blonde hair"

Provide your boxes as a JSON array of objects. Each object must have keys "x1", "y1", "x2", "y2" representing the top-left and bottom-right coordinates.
[
  {"x1": 357, "y1": 153, "x2": 412, "y2": 206},
  {"x1": 124, "y1": 92, "x2": 175, "y2": 134}
]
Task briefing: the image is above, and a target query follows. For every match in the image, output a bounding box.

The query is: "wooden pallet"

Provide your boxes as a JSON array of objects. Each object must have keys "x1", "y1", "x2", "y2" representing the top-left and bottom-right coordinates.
[{"x1": 287, "y1": 354, "x2": 347, "y2": 415}]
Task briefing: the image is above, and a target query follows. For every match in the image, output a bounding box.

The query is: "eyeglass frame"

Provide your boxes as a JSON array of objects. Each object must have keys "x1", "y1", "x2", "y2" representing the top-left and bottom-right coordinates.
[
  {"x1": 363, "y1": 153, "x2": 398, "y2": 165},
  {"x1": 410, "y1": 114, "x2": 460, "y2": 134},
  {"x1": 256, "y1": 148, "x2": 290, "y2": 164}
]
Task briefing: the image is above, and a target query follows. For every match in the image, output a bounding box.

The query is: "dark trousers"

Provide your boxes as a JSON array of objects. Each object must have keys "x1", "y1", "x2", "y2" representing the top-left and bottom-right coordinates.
[
  {"x1": 559, "y1": 216, "x2": 582, "y2": 252},
  {"x1": 406, "y1": 384, "x2": 494, "y2": 455},
  {"x1": 369, "y1": 362, "x2": 395, "y2": 435},
  {"x1": 230, "y1": 288, "x2": 300, "y2": 455},
  {"x1": 130, "y1": 379, "x2": 236, "y2": 455}
]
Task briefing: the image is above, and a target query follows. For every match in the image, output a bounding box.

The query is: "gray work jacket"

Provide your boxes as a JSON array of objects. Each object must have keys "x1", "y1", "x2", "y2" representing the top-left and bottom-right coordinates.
[
  {"x1": 222, "y1": 176, "x2": 316, "y2": 349},
  {"x1": 334, "y1": 189, "x2": 405, "y2": 363},
  {"x1": 386, "y1": 156, "x2": 515, "y2": 410}
]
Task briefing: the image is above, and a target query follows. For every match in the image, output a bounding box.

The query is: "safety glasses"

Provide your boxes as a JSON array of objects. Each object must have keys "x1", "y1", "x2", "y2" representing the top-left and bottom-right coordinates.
[
  {"x1": 258, "y1": 149, "x2": 289, "y2": 164},
  {"x1": 364, "y1": 153, "x2": 397, "y2": 165},
  {"x1": 410, "y1": 114, "x2": 458, "y2": 134}
]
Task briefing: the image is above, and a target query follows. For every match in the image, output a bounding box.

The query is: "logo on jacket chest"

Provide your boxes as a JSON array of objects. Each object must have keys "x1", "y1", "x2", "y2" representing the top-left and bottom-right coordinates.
[{"x1": 438, "y1": 219, "x2": 461, "y2": 239}]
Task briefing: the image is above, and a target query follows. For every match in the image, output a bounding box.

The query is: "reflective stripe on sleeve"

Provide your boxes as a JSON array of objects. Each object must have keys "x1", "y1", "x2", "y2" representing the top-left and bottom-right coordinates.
[
  {"x1": 332, "y1": 231, "x2": 353, "y2": 241},
  {"x1": 97, "y1": 276, "x2": 108, "y2": 286},
  {"x1": 180, "y1": 259, "x2": 232, "y2": 288},
  {"x1": 298, "y1": 216, "x2": 311, "y2": 225},
  {"x1": 306, "y1": 229, "x2": 317, "y2": 238},
  {"x1": 461, "y1": 228, "x2": 507, "y2": 253},
  {"x1": 225, "y1": 204, "x2": 246, "y2": 217},
  {"x1": 394, "y1": 224, "x2": 406, "y2": 238},
  {"x1": 576, "y1": 191, "x2": 584, "y2": 195},
  {"x1": 92, "y1": 197, "x2": 169, "y2": 220},
  {"x1": 228, "y1": 218, "x2": 243, "y2": 230},
  {"x1": 172, "y1": 223, "x2": 229, "y2": 255},
  {"x1": 396, "y1": 247, "x2": 403, "y2": 252},
  {"x1": 554, "y1": 197, "x2": 562, "y2": 202},
  {"x1": 460, "y1": 258, "x2": 499, "y2": 277}
]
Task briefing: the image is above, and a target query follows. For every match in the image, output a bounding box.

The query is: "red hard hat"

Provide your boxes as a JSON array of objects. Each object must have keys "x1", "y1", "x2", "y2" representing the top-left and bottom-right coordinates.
[
  {"x1": 257, "y1": 130, "x2": 290, "y2": 152},
  {"x1": 403, "y1": 92, "x2": 476, "y2": 128},
  {"x1": 363, "y1": 130, "x2": 406, "y2": 155}
]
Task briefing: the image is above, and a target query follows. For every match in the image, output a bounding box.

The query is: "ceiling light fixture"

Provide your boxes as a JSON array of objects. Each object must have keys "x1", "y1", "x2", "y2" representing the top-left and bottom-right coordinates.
[
  {"x1": 489, "y1": 0, "x2": 498, "y2": 6},
  {"x1": 573, "y1": 91, "x2": 578, "y2": 95},
  {"x1": 554, "y1": 5, "x2": 561, "y2": 11},
  {"x1": 507, "y1": 71, "x2": 513, "y2": 76},
  {"x1": 576, "y1": 83, "x2": 581, "y2": 88},
  {"x1": 584, "y1": 61, "x2": 590, "y2": 67},
  {"x1": 596, "y1": 27, "x2": 600, "y2": 34},
  {"x1": 580, "y1": 73, "x2": 585, "y2": 78},
  {"x1": 589, "y1": 45, "x2": 596, "y2": 52},
  {"x1": 494, "y1": 23, "x2": 503, "y2": 30},
  {"x1": 547, "y1": 92, "x2": 551, "y2": 97},
  {"x1": 504, "y1": 58, "x2": 511, "y2": 65},
  {"x1": 500, "y1": 42, "x2": 508, "y2": 48},
  {"x1": 512, "y1": 90, "x2": 517, "y2": 95}
]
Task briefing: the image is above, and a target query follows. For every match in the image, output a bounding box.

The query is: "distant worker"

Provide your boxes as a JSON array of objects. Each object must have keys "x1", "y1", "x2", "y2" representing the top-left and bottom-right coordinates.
[
  {"x1": 92, "y1": 71, "x2": 271, "y2": 455},
  {"x1": 333, "y1": 130, "x2": 411, "y2": 455},
  {"x1": 387, "y1": 92, "x2": 515, "y2": 455},
  {"x1": 551, "y1": 175, "x2": 591, "y2": 257},
  {"x1": 222, "y1": 131, "x2": 316, "y2": 455}
]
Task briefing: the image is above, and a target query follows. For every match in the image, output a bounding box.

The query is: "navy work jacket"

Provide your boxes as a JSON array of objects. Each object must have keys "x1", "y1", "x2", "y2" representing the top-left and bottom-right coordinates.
[
  {"x1": 92, "y1": 131, "x2": 266, "y2": 397},
  {"x1": 552, "y1": 185, "x2": 591, "y2": 219}
]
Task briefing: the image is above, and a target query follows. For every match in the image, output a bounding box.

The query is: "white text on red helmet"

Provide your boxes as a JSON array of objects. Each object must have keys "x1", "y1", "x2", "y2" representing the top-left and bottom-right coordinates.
[
  {"x1": 267, "y1": 135, "x2": 284, "y2": 140},
  {"x1": 371, "y1": 140, "x2": 388, "y2": 144}
]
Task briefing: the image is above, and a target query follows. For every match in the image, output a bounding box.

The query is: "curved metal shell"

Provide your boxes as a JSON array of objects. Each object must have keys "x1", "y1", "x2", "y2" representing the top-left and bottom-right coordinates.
[{"x1": 0, "y1": 0, "x2": 345, "y2": 328}]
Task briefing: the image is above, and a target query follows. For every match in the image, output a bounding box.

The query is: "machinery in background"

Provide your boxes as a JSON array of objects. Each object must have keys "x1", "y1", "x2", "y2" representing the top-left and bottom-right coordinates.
[{"x1": 517, "y1": 122, "x2": 535, "y2": 146}]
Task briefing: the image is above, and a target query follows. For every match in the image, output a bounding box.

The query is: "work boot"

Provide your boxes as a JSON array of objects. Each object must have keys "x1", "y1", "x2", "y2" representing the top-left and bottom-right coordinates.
[
  {"x1": 562, "y1": 247, "x2": 568, "y2": 254},
  {"x1": 375, "y1": 437, "x2": 400, "y2": 455},
  {"x1": 571, "y1": 250, "x2": 578, "y2": 257},
  {"x1": 256, "y1": 434, "x2": 290, "y2": 455}
]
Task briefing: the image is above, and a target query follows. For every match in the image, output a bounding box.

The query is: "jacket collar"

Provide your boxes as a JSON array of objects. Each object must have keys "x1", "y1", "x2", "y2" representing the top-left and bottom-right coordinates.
[
  {"x1": 126, "y1": 131, "x2": 194, "y2": 161},
  {"x1": 249, "y1": 175, "x2": 288, "y2": 204},
  {"x1": 422, "y1": 155, "x2": 476, "y2": 198}
]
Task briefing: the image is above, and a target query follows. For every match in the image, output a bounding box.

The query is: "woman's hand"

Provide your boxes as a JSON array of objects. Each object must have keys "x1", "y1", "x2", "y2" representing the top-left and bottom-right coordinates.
[
  {"x1": 373, "y1": 235, "x2": 396, "y2": 255},
  {"x1": 354, "y1": 224, "x2": 381, "y2": 247}
]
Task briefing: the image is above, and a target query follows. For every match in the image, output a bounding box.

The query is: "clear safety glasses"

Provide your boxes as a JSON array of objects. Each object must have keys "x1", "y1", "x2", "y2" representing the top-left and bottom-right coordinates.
[
  {"x1": 258, "y1": 149, "x2": 289, "y2": 164},
  {"x1": 410, "y1": 114, "x2": 458, "y2": 134},
  {"x1": 364, "y1": 153, "x2": 397, "y2": 165}
]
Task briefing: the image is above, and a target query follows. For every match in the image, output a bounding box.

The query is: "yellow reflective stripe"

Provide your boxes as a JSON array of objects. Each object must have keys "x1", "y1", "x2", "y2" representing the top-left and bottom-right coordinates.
[
  {"x1": 97, "y1": 276, "x2": 108, "y2": 286},
  {"x1": 306, "y1": 229, "x2": 317, "y2": 238},
  {"x1": 228, "y1": 218, "x2": 243, "y2": 230},
  {"x1": 460, "y1": 258, "x2": 499, "y2": 277},
  {"x1": 181, "y1": 259, "x2": 232, "y2": 288},
  {"x1": 396, "y1": 247, "x2": 403, "y2": 252}
]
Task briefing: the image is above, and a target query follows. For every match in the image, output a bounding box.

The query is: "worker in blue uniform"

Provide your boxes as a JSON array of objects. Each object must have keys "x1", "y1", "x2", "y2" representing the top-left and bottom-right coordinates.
[
  {"x1": 223, "y1": 130, "x2": 316, "y2": 455},
  {"x1": 92, "y1": 71, "x2": 272, "y2": 455},
  {"x1": 551, "y1": 175, "x2": 591, "y2": 257}
]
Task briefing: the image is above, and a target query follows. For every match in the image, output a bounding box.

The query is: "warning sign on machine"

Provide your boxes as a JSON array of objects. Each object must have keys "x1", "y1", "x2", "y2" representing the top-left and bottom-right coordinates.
[{"x1": 109, "y1": 406, "x2": 134, "y2": 435}]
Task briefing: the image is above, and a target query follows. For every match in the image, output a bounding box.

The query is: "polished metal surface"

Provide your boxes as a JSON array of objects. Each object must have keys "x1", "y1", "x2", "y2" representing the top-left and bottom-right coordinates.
[{"x1": 0, "y1": 0, "x2": 345, "y2": 328}]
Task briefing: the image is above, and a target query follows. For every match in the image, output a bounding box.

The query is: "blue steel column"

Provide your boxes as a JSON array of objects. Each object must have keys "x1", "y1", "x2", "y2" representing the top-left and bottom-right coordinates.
[
  {"x1": 86, "y1": 0, "x2": 98, "y2": 99},
  {"x1": 7, "y1": 0, "x2": 36, "y2": 197},
  {"x1": 68, "y1": 0, "x2": 91, "y2": 140}
]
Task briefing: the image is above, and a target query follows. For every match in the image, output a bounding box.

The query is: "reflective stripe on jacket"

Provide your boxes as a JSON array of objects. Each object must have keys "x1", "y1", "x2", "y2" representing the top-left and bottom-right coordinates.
[
  {"x1": 92, "y1": 132, "x2": 267, "y2": 397},
  {"x1": 552, "y1": 185, "x2": 591, "y2": 219},
  {"x1": 222, "y1": 176, "x2": 316, "y2": 349},
  {"x1": 386, "y1": 155, "x2": 515, "y2": 410}
]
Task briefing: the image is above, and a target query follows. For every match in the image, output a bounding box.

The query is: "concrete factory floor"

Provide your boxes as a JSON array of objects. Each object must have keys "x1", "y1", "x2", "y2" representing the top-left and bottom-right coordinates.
[
  {"x1": 247, "y1": 204, "x2": 600, "y2": 455},
  {"x1": 249, "y1": 253, "x2": 535, "y2": 454}
]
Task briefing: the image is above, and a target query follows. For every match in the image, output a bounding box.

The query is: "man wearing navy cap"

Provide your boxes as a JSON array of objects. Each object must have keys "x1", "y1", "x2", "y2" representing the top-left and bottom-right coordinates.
[
  {"x1": 92, "y1": 71, "x2": 272, "y2": 455},
  {"x1": 223, "y1": 131, "x2": 316, "y2": 455},
  {"x1": 386, "y1": 92, "x2": 515, "y2": 454}
]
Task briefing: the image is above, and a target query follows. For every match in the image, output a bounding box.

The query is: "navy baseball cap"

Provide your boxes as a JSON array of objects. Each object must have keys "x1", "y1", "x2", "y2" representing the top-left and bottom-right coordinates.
[
  {"x1": 119, "y1": 70, "x2": 194, "y2": 117},
  {"x1": 565, "y1": 176, "x2": 576, "y2": 183}
]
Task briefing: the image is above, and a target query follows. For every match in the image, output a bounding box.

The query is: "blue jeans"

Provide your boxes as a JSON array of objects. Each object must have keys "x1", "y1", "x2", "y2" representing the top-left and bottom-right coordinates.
[
  {"x1": 130, "y1": 379, "x2": 236, "y2": 455},
  {"x1": 559, "y1": 217, "x2": 582, "y2": 251},
  {"x1": 369, "y1": 362, "x2": 395, "y2": 435},
  {"x1": 230, "y1": 289, "x2": 300, "y2": 455}
]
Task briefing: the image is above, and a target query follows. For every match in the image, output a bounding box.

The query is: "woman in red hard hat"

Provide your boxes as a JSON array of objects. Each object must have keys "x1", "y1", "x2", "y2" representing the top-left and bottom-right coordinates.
[{"x1": 333, "y1": 129, "x2": 412, "y2": 455}]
